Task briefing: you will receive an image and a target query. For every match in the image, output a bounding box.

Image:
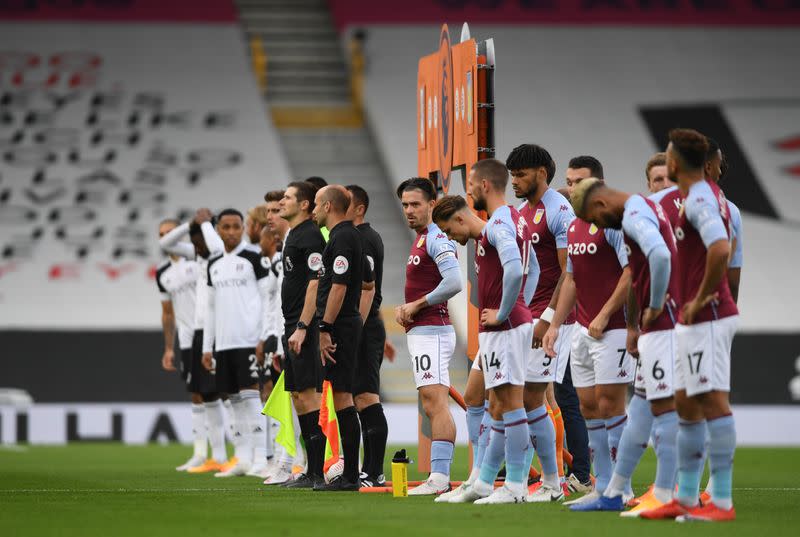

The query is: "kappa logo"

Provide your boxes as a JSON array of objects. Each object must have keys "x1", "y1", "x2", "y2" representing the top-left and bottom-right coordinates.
[
  {"x1": 656, "y1": 382, "x2": 668, "y2": 391},
  {"x1": 630, "y1": 210, "x2": 639, "y2": 216},
  {"x1": 569, "y1": 225, "x2": 575, "y2": 232},
  {"x1": 493, "y1": 219, "x2": 503, "y2": 225},
  {"x1": 236, "y1": 263, "x2": 244, "y2": 272},
  {"x1": 610, "y1": 446, "x2": 618, "y2": 463},
  {"x1": 617, "y1": 370, "x2": 628, "y2": 378},
  {"x1": 436, "y1": 233, "x2": 446, "y2": 240},
  {"x1": 422, "y1": 372, "x2": 434, "y2": 381},
  {"x1": 559, "y1": 204, "x2": 569, "y2": 211},
  {"x1": 699, "y1": 375, "x2": 709, "y2": 384},
  {"x1": 333, "y1": 255, "x2": 349, "y2": 275},
  {"x1": 637, "y1": 374, "x2": 645, "y2": 383},
  {"x1": 493, "y1": 372, "x2": 504, "y2": 381},
  {"x1": 542, "y1": 369, "x2": 550, "y2": 377}
]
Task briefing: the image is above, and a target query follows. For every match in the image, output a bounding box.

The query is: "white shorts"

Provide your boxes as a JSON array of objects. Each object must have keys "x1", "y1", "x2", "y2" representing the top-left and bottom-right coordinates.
[
  {"x1": 633, "y1": 355, "x2": 646, "y2": 393},
  {"x1": 570, "y1": 326, "x2": 633, "y2": 388},
  {"x1": 675, "y1": 316, "x2": 738, "y2": 397},
  {"x1": 407, "y1": 330, "x2": 456, "y2": 389},
  {"x1": 638, "y1": 329, "x2": 676, "y2": 401},
  {"x1": 526, "y1": 320, "x2": 574, "y2": 384},
  {"x1": 477, "y1": 323, "x2": 531, "y2": 390}
]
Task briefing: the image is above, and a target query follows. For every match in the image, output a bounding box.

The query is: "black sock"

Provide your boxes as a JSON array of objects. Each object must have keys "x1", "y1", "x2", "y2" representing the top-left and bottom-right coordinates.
[
  {"x1": 298, "y1": 410, "x2": 325, "y2": 479},
  {"x1": 358, "y1": 409, "x2": 373, "y2": 477},
  {"x1": 337, "y1": 406, "x2": 361, "y2": 483},
  {"x1": 359, "y1": 403, "x2": 388, "y2": 478}
]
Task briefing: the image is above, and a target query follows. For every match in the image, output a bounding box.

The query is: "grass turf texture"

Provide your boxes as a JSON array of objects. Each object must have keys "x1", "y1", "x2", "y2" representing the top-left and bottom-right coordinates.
[{"x1": 1, "y1": 445, "x2": 798, "y2": 536}]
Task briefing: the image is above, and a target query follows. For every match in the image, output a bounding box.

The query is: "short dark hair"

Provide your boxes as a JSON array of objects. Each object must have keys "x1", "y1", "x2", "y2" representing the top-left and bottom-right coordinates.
[
  {"x1": 346, "y1": 184, "x2": 369, "y2": 214},
  {"x1": 263, "y1": 190, "x2": 285, "y2": 203},
  {"x1": 432, "y1": 195, "x2": 468, "y2": 224},
  {"x1": 322, "y1": 186, "x2": 351, "y2": 214},
  {"x1": 218, "y1": 208, "x2": 243, "y2": 221},
  {"x1": 668, "y1": 128, "x2": 709, "y2": 170},
  {"x1": 505, "y1": 144, "x2": 556, "y2": 184},
  {"x1": 705, "y1": 137, "x2": 720, "y2": 161},
  {"x1": 287, "y1": 181, "x2": 317, "y2": 212},
  {"x1": 471, "y1": 158, "x2": 509, "y2": 191},
  {"x1": 397, "y1": 177, "x2": 437, "y2": 201},
  {"x1": 305, "y1": 176, "x2": 328, "y2": 190},
  {"x1": 189, "y1": 216, "x2": 217, "y2": 237},
  {"x1": 568, "y1": 155, "x2": 604, "y2": 180}
]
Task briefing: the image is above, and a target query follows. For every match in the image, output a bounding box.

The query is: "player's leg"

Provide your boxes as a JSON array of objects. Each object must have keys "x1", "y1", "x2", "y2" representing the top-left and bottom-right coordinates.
[
  {"x1": 474, "y1": 324, "x2": 531, "y2": 504},
  {"x1": 463, "y1": 361, "x2": 487, "y2": 483},
  {"x1": 680, "y1": 316, "x2": 738, "y2": 521},
  {"x1": 175, "y1": 345, "x2": 206, "y2": 471},
  {"x1": 215, "y1": 351, "x2": 251, "y2": 477},
  {"x1": 282, "y1": 328, "x2": 325, "y2": 488},
  {"x1": 315, "y1": 317, "x2": 363, "y2": 491},
  {"x1": 354, "y1": 317, "x2": 388, "y2": 486},
  {"x1": 407, "y1": 331, "x2": 457, "y2": 495}
]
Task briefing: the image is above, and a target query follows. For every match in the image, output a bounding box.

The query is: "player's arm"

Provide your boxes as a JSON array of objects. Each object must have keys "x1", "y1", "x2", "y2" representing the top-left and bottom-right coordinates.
[
  {"x1": 160, "y1": 299, "x2": 176, "y2": 371},
  {"x1": 159, "y1": 222, "x2": 195, "y2": 259},
  {"x1": 481, "y1": 222, "x2": 524, "y2": 327},
  {"x1": 588, "y1": 230, "x2": 631, "y2": 339},
  {"x1": 256, "y1": 263, "x2": 273, "y2": 366},
  {"x1": 200, "y1": 221, "x2": 224, "y2": 256},
  {"x1": 397, "y1": 237, "x2": 461, "y2": 325},
  {"x1": 727, "y1": 201, "x2": 743, "y2": 303},
  {"x1": 542, "y1": 263, "x2": 577, "y2": 356},
  {"x1": 625, "y1": 288, "x2": 640, "y2": 357},
  {"x1": 683, "y1": 194, "x2": 730, "y2": 324},
  {"x1": 359, "y1": 254, "x2": 376, "y2": 323},
  {"x1": 523, "y1": 244, "x2": 541, "y2": 307},
  {"x1": 201, "y1": 280, "x2": 216, "y2": 371},
  {"x1": 319, "y1": 241, "x2": 356, "y2": 365},
  {"x1": 288, "y1": 241, "x2": 323, "y2": 355},
  {"x1": 534, "y1": 210, "x2": 573, "y2": 344}
]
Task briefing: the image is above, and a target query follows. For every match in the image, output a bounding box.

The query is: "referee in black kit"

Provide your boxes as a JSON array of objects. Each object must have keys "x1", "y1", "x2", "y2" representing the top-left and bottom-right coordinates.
[
  {"x1": 346, "y1": 184, "x2": 394, "y2": 488},
  {"x1": 311, "y1": 185, "x2": 375, "y2": 491}
]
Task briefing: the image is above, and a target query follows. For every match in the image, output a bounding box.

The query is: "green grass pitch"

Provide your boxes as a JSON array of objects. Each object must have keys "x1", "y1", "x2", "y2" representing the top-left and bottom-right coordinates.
[{"x1": 1, "y1": 444, "x2": 798, "y2": 536}]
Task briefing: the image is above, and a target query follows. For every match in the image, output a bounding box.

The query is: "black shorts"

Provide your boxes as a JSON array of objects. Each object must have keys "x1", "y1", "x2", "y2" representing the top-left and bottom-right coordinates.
[
  {"x1": 187, "y1": 331, "x2": 218, "y2": 395},
  {"x1": 283, "y1": 324, "x2": 323, "y2": 393},
  {"x1": 354, "y1": 316, "x2": 386, "y2": 396},
  {"x1": 215, "y1": 347, "x2": 259, "y2": 394},
  {"x1": 179, "y1": 347, "x2": 193, "y2": 385},
  {"x1": 325, "y1": 315, "x2": 363, "y2": 393}
]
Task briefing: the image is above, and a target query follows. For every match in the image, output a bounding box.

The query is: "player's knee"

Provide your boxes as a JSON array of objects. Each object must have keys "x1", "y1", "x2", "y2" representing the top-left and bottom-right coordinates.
[
  {"x1": 201, "y1": 392, "x2": 220, "y2": 403},
  {"x1": 597, "y1": 393, "x2": 625, "y2": 418},
  {"x1": 700, "y1": 391, "x2": 731, "y2": 419}
]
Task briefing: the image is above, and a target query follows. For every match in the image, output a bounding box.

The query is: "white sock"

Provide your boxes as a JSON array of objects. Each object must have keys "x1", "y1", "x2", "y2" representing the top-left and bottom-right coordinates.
[
  {"x1": 603, "y1": 473, "x2": 627, "y2": 498},
  {"x1": 291, "y1": 406, "x2": 305, "y2": 468},
  {"x1": 230, "y1": 394, "x2": 251, "y2": 464},
  {"x1": 223, "y1": 398, "x2": 237, "y2": 450},
  {"x1": 429, "y1": 472, "x2": 449, "y2": 486},
  {"x1": 191, "y1": 403, "x2": 208, "y2": 459},
  {"x1": 466, "y1": 466, "x2": 480, "y2": 484},
  {"x1": 542, "y1": 472, "x2": 560, "y2": 490},
  {"x1": 653, "y1": 486, "x2": 673, "y2": 504},
  {"x1": 204, "y1": 399, "x2": 227, "y2": 463},
  {"x1": 241, "y1": 389, "x2": 267, "y2": 464},
  {"x1": 265, "y1": 416, "x2": 274, "y2": 459},
  {"x1": 705, "y1": 474, "x2": 714, "y2": 493}
]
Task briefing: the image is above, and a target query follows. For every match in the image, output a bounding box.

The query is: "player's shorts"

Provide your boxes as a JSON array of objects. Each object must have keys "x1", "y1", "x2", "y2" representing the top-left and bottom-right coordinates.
[
  {"x1": 179, "y1": 346, "x2": 192, "y2": 385},
  {"x1": 633, "y1": 355, "x2": 647, "y2": 395},
  {"x1": 570, "y1": 326, "x2": 633, "y2": 388},
  {"x1": 215, "y1": 347, "x2": 259, "y2": 394},
  {"x1": 526, "y1": 320, "x2": 574, "y2": 384},
  {"x1": 325, "y1": 315, "x2": 363, "y2": 393},
  {"x1": 638, "y1": 329, "x2": 676, "y2": 401},
  {"x1": 406, "y1": 328, "x2": 456, "y2": 389},
  {"x1": 478, "y1": 323, "x2": 531, "y2": 390},
  {"x1": 354, "y1": 315, "x2": 386, "y2": 396},
  {"x1": 675, "y1": 316, "x2": 738, "y2": 397},
  {"x1": 187, "y1": 330, "x2": 217, "y2": 395},
  {"x1": 283, "y1": 323, "x2": 323, "y2": 393}
]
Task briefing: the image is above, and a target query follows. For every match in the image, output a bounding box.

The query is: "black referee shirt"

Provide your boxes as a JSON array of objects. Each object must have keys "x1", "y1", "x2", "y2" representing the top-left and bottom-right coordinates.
[
  {"x1": 281, "y1": 218, "x2": 326, "y2": 326},
  {"x1": 357, "y1": 222, "x2": 384, "y2": 320},
  {"x1": 316, "y1": 220, "x2": 366, "y2": 320}
]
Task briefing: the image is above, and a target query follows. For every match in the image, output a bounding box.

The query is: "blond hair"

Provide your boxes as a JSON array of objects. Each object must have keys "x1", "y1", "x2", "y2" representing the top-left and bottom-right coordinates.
[
  {"x1": 569, "y1": 177, "x2": 603, "y2": 220},
  {"x1": 247, "y1": 204, "x2": 269, "y2": 225}
]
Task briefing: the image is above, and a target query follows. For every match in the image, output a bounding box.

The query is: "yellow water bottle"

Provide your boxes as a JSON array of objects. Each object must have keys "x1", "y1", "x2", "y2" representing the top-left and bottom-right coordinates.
[{"x1": 391, "y1": 449, "x2": 410, "y2": 497}]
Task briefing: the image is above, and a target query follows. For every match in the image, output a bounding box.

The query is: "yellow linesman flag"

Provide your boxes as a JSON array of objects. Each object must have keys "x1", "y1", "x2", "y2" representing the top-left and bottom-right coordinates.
[{"x1": 262, "y1": 372, "x2": 295, "y2": 457}]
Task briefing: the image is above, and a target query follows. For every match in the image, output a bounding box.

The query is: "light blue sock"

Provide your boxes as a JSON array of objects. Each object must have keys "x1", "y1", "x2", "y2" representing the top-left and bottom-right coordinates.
[
  {"x1": 605, "y1": 414, "x2": 627, "y2": 469},
  {"x1": 527, "y1": 405, "x2": 557, "y2": 476},
  {"x1": 475, "y1": 409, "x2": 492, "y2": 470},
  {"x1": 707, "y1": 414, "x2": 736, "y2": 510},
  {"x1": 676, "y1": 420, "x2": 706, "y2": 506},
  {"x1": 466, "y1": 404, "x2": 484, "y2": 470},
  {"x1": 503, "y1": 409, "x2": 530, "y2": 486},
  {"x1": 430, "y1": 440, "x2": 454, "y2": 477},
  {"x1": 478, "y1": 420, "x2": 505, "y2": 484},
  {"x1": 613, "y1": 395, "x2": 654, "y2": 481},
  {"x1": 587, "y1": 418, "x2": 611, "y2": 493},
  {"x1": 653, "y1": 410, "x2": 679, "y2": 493}
]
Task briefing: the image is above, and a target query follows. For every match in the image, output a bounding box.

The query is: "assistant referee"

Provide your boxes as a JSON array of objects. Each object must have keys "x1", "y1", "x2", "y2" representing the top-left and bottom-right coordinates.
[{"x1": 311, "y1": 185, "x2": 374, "y2": 491}]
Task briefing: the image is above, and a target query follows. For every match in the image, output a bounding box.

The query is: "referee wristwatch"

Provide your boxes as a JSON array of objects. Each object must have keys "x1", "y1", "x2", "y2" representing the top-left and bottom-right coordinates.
[
  {"x1": 318, "y1": 320, "x2": 334, "y2": 333},
  {"x1": 296, "y1": 321, "x2": 309, "y2": 330}
]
